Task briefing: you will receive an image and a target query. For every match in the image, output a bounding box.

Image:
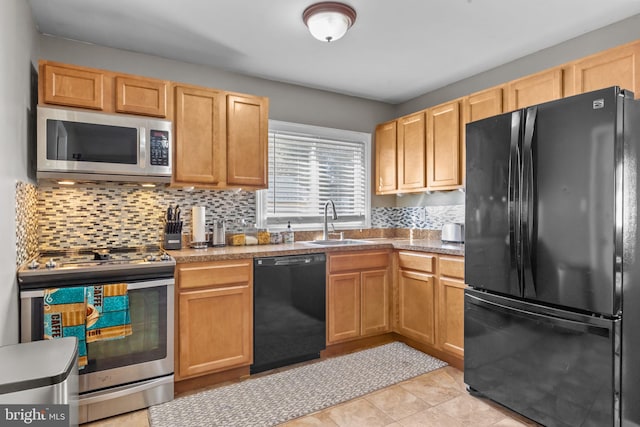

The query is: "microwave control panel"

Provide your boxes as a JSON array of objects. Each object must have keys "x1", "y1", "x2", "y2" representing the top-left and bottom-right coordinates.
[{"x1": 149, "y1": 130, "x2": 170, "y2": 166}]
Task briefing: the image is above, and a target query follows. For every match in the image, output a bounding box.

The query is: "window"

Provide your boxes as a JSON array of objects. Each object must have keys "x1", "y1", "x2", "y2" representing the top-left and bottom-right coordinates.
[{"x1": 256, "y1": 120, "x2": 371, "y2": 230}]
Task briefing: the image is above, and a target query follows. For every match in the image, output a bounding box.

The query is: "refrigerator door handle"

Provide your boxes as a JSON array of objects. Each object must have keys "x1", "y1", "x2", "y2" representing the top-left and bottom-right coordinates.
[
  {"x1": 522, "y1": 107, "x2": 538, "y2": 297},
  {"x1": 509, "y1": 111, "x2": 523, "y2": 295}
]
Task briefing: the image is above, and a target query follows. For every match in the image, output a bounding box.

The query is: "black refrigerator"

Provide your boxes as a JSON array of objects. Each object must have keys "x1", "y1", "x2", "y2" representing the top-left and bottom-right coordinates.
[{"x1": 464, "y1": 86, "x2": 640, "y2": 427}]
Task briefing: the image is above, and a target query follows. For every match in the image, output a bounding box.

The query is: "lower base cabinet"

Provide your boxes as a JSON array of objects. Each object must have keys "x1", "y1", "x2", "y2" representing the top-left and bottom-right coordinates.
[
  {"x1": 395, "y1": 251, "x2": 466, "y2": 361},
  {"x1": 327, "y1": 251, "x2": 391, "y2": 344},
  {"x1": 176, "y1": 259, "x2": 253, "y2": 380}
]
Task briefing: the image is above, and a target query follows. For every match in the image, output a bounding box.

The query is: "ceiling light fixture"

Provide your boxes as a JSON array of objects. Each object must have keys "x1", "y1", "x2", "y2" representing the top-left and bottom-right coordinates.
[{"x1": 303, "y1": 2, "x2": 356, "y2": 43}]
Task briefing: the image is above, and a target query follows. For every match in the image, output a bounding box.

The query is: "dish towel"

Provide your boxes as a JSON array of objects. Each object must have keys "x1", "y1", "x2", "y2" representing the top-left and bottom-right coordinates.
[
  {"x1": 43, "y1": 286, "x2": 88, "y2": 367},
  {"x1": 85, "y1": 283, "x2": 132, "y2": 343}
]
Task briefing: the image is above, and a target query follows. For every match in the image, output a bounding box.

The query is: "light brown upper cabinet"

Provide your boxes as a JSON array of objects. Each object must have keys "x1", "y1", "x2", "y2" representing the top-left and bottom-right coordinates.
[
  {"x1": 464, "y1": 86, "x2": 505, "y2": 123},
  {"x1": 507, "y1": 68, "x2": 563, "y2": 110},
  {"x1": 39, "y1": 60, "x2": 170, "y2": 118},
  {"x1": 41, "y1": 62, "x2": 105, "y2": 110},
  {"x1": 173, "y1": 85, "x2": 225, "y2": 186},
  {"x1": 426, "y1": 100, "x2": 463, "y2": 190},
  {"x1": 397, "y1": 111, "x2": 426, "y2": 192},
  {"x1": 374, "y1": 121, "x2": 397, "y2": 194},
  {"x1": 115, "y1": 76, "x2": 167, "y2": 117},
  {"x1": 564, "y1": 41, "x2": 640, "y2": 97},
  {"x1": 226, "y1": 95, "x2": 269, "y2": 188}
]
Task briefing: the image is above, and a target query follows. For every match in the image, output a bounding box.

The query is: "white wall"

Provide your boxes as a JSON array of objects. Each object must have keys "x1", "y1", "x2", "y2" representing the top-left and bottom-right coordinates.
[{"x1": 0, "y1": 0, "x2": 38, "y2": 345}]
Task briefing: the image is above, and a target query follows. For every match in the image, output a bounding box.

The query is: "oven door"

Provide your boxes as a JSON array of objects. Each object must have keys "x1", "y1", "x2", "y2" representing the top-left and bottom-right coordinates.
[{"x1": 20, "y1": 279, "x2": 174, "y2": 393}]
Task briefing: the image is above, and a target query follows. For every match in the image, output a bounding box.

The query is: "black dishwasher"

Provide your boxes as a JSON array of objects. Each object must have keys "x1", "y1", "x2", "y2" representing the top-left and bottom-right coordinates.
[{"x1": 251, "y1": 253, "x2": 326, "y2": 374}]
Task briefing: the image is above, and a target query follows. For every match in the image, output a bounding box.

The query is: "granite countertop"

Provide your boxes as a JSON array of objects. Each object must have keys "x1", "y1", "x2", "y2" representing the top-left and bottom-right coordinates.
[{"x1": 168, "y1": 238, "x2": 464, "y2": 263}]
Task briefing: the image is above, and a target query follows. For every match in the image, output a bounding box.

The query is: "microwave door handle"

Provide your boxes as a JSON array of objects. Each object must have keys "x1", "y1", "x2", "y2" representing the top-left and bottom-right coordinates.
[{"x1": 139, "y1": 127, "x2": 146, "y2": 167}]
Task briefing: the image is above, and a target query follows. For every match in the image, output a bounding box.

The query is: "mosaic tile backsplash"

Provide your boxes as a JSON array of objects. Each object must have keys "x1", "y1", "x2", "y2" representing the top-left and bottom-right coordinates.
[
  {"x1": 371, "y1": 205, "x2": 464, "y2": 229},
  {"x1": 16, "y1": 181, "x2": 465, "y2": 254},
  {"x1": 16, "y1": 181, "x2": 38, "y2": 266},
  {"x1": 37, "y1": 183, "x2": 256, "y2": 250}
]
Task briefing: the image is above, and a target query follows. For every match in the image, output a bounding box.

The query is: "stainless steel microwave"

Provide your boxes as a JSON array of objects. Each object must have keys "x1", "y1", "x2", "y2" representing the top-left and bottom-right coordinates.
[{"x1": 37, "y1": 106, "x2": 172, "y2": 183}]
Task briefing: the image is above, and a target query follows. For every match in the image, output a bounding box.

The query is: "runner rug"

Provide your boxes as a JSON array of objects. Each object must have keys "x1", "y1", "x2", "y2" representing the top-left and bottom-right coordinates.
[{"x1": 149, "y1": 341, "x2": 447, "y2": 427}]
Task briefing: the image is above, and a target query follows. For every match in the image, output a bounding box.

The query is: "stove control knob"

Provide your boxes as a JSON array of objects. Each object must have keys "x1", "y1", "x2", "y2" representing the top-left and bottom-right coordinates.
[
  {"x1": 28, "y1": 260, "x2": 40, "y2": 269},
  {"x1": 160, "y1": 253, "x2": 171, "y2": 261},
  {"x1": 146, "y1": 255, "x2": 157, "y2": 262},
  {"x1": 45, "y1": 258, "x2": 57, "y2": 269}
]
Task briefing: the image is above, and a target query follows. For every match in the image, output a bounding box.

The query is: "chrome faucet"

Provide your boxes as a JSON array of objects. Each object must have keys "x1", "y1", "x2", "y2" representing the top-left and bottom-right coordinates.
[{"x1": 323, "y1": 200, "x2": 338, "y2": 240}]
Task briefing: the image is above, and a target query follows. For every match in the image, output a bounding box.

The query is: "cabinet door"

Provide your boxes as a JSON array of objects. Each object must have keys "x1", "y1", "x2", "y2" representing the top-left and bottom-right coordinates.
[
  {"x1": 375, "y1": 121, "x2": 397, "y2": 194},
  {"x1": 42, "y1": 63, "x2": 104, "y2": 110},
  {"x1": 507, "y1": 68, "x2": 563, "y2": 110},
  {"x1": 438, "y1": 278, "x2": 465, "y2": 358},
  {"x1": 426, "y1": 101, "x2": 462, "y2": 190},
  {"x1": 178, "y1": 285, "x2": 252, "y2": 378},
  {"x1": 360, "y1": 269, "x2": 390, "y2": 336},
  {"x1": 327, "y1": 272, "x2": 361, "y2": 344},
  {"x1": 116, "y1": 76, "x2": 168, "y2": 117},
  {"x1": 397, "y1": 112, "x2": 426, "y2": 191},
  {"x1": 464, "y1": 87, "x2": 505, "y2": 123},
  {"x1": 226, "y1": 94, "x2": 268, "y2": 188},
  {"x1": 174, "y1": 85, "x2": 225, "y2": 185},
  {"x1": 397, "y1": 269, "x2": 437, "y2": 345},
  {"x1": 569, "y1": 42, "x2": 640, "y2": 96}
]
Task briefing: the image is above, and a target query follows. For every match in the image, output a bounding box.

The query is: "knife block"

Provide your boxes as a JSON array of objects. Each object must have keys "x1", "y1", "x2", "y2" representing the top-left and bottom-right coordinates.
[{"x1": 163, "y1": 233, "x2": 182, "y2": 250}]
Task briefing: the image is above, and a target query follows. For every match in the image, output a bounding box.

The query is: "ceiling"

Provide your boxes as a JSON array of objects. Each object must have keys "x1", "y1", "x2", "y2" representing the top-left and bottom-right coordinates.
[{"x1": 27, "y1": 0, "x2": 640, "y2": 104}]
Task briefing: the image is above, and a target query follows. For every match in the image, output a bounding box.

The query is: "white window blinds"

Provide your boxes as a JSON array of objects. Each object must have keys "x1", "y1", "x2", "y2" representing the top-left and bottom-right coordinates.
[{"x1": 257, "y1": 121, "x2": 371, "y2": 229}]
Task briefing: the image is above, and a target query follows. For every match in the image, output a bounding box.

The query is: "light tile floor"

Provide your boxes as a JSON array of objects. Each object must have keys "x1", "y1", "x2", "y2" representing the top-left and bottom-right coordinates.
[{"x1": 83, "y1": 366, "x2": 540, "y2": 427}]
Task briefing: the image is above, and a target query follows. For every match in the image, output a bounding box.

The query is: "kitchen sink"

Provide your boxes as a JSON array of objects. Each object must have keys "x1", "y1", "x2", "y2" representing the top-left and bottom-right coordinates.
[{"x1": 304, "y1": 239, "x2": 372, "y2": 246}]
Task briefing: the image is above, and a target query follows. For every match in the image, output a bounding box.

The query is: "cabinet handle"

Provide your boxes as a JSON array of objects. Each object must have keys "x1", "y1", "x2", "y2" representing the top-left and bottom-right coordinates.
[{"x1": 379, "y1": 177, "x2": 383, "y2": 190}]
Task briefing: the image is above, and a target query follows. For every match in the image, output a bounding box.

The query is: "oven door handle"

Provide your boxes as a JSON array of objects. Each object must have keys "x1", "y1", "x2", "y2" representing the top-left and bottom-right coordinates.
[
  {"x1": 20, "y1": 278, "x2": 174, "y2": 298},
  {"x1": 79, "y1": 375, "x2": 174, "y2": 405}
]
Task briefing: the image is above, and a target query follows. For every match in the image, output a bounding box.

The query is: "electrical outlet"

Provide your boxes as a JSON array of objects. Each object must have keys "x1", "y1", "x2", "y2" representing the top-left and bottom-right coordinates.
[{"x1": 418, "y1": 207, "x2": 426, "y2": 222}]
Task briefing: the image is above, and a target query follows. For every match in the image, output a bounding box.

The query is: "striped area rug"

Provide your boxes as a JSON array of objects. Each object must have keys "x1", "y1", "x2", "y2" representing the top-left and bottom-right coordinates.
[{"x1": 149, "y1": 342, "x2": 447, "y2": 427}]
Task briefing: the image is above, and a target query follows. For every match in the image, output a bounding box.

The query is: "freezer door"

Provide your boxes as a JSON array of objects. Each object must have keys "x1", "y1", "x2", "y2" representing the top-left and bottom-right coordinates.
[
  {"x1": 522, "y1": 87, "x2": 620, "y2": 315},
  {"x1": 465, "y1": 289, "x2": 619, "y2": 427},
  {"x1": 465, "y1": 111, "x2": 521, "y2": 297}
]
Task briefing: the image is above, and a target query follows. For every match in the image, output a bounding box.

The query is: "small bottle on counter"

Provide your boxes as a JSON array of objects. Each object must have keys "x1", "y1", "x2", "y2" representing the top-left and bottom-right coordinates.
[{"x1": 283, "y1": 221, "x2": 295, "y2": 244}]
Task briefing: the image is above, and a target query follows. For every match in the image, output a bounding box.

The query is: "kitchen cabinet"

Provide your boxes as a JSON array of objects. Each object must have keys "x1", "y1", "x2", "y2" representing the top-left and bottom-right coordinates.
[
  {"x1": 426, "y1": 99, "x2": 463, "y2": 190},
  {"x1": 226, "y1": 94, "x2": 269, "y2": 188},
  {"x1": 396, "y1": 251, "x2": 437, "y2": 345},
  {"x1": 173, "y1": 85, "x2": 268, "y2": 189},
  {"x1": 39, "y1": 60, "x2": 169, "y2": 117},
  {"x1": 507, "y1": 68, "x2": 563, "y2": 110},
  {"x1": 374, "y1": 121, "x2": 397, "y2": 194},
  {"x1": 464, "y1": 86, "x2": 505, "y2": 123},
  {"x1": 115, "y1": 76, "x2": 167, "y2": 117},
  {"x1": 327, "y1": 250, "x2": 391, "y2": 344},
  {"x1": 173, "y1": 85, "x2": 225, "y2": 186},
  {"x1": 397, "y1": 111, "x2": 426, "y2": 191},
  {"x1": 41, "y1": 62, "x2": 105, "y2": 110},
  {"x1": 395, "y1": 251, "x2": 466, "y2": 361},
  {"x1": 564, "y1": 40, "x2": 640, "y2": 97},
  {"x1": 437, "y1": 256, "x2": 466, "y2": 358},
  {"x1": 175, "y1": 259, "x2": 253, "y2": 380}
]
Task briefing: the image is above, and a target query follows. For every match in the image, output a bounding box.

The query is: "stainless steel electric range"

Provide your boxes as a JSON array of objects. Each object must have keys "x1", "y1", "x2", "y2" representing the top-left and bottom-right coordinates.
[{"x1": 17, "y1": 246, "x2": 175, "y2": 424}]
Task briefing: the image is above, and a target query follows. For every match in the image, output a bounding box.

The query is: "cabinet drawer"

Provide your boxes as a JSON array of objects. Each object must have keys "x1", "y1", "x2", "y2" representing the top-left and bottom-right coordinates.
[
  {"x1": 398, "y1": 251, "x2": 435, "y2": 273},
  {"x1": 178, "y1": 259, "x2": 252, "y2": 290},
  {"x1": 440, "y1": 256, "x2": 464, "y2": 280},
  {"x1": 329, "y1": 251, "x2": 389, "y2": 273}
]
